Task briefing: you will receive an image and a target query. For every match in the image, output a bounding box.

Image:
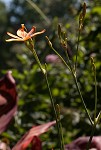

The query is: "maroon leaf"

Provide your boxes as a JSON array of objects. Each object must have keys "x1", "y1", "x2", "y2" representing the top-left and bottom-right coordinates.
[
  {"x1": 0, "y1": 71, "x2": 17, "y2": 133},
  {"x1": 65, "y1": 136, "x2": 101, "y2": 150},
  {"x1": 31, "y1": 136, "x2": 42, "y2": 150},
  {"x1": 12, "y1": 121, "x2": 56, "y2": 150}
]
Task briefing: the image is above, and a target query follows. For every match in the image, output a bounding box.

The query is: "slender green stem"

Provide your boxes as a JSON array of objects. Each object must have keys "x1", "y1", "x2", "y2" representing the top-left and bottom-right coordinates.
[
  {"x1": 65, "y1": 50, "x2": 93, "y2": 125},
  {"x1": 96, "y1": 111, "x2": 101, "y2": 124},
  {"x1": 75, "y1": 30, "x2": 80, "y2": 71},
  {"x1": 48, "y1": 44, "x2": 93, "y2": 125},
  {"x1": 94, "y1": 66, "x2": 97, "y2": 122},
  {"x1": 65, "y1": 49, "x2": 96, "y2": 149},
  {"x1": 27, "y1": 44, "x2": 64, "y2": 150},
  {"x1": 31, "y1": 48, "x2": 46, "y2": 75},
  {"x1": 59, "y1": 121, "x2": 64, "y2": 149},
  {"x1": 49, "y1": 45, "x2": 71, "y2": 72},
  {"x1": 86, "y1": 124, "x2": 96, "y2": 150},
  {"x1": 73, "y1": 73, "x2": 93, "y2": 125},
  {"x1": 56, "y1": 104, "x2": 64, "y2": 149},
  {"x1": 45, "y1": 36, "x2": 71, "y2": 71},
  {"x1": 86, "y1": 62, "x2": 98, "y2": 150},
  {"x1": 45, "y1": 64, "x2": 64, "y2": 150}
]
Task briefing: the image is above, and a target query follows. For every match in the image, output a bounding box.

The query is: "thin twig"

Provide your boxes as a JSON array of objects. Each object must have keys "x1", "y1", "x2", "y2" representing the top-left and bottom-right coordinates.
[
  {"x1": 45, "y1": 64, "x2": 64, "y2": 150},
  {"x1": 46, "y1": 38, "x2": 93, "y2": 125},
  {"x1": 75, "y1": 30, "x2": 80, "y2": 71}
]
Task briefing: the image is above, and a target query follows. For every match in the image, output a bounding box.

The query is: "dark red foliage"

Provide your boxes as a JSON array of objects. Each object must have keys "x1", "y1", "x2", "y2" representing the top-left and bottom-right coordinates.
[
  {"x1": 0, "y1": 71, "x2": 17, "y2": 133},
  {"x1": 65, "y1": 136, "x2": 101, "y2": 150},
  {"x1": 12, "y1": 121, "x2": 56, "y2": 150},
  {"x1": 31, "y1": 136, "x2": 42, "y2": 150}
]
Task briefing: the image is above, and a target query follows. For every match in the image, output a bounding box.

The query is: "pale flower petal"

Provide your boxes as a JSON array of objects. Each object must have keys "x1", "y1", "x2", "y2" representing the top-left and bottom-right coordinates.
[
  {"x1": 17, "y1": 29, "x2": 27, "y2": 38},
  {"x1": 7, "y1": 32, "x2": 20, "y2": 39},
  {"x1": 30, "y1": 29, "x2": 46, "y2": 38},
  {"x1": 27, "y1": 26, "x2": 36, "y2": 36},
  {"x1": 6, "y1": 38, "x2": 24, "y2": 42}
]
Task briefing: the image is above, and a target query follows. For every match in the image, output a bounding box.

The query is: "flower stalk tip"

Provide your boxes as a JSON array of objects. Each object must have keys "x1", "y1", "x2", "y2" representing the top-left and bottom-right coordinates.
[
  {"x1": 79, "y1": 2, "x2": 86, "y2": 31},
  {"x1": 45, "y1": 36, "x2": 52, "y2": 47}
]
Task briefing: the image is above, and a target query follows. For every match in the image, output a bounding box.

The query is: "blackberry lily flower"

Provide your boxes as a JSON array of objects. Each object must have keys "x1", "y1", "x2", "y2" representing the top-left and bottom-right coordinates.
[
  {"x1": 6, "y1": 24, "x2": 45, "y2": 42},
  {"x1": 6, "y1": 24, "x2": 46, "y2": 74}
]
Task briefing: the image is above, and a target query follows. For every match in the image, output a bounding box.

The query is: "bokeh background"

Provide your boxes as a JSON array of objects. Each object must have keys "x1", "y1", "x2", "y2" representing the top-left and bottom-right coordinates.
[{"x1": 0, "y1": 0, "x2": 101, "y2": 149}]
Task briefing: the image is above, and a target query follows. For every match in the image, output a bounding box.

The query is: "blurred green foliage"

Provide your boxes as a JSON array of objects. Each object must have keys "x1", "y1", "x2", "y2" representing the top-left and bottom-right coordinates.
[{"x1": 0, "y1": 0, "x2": 101, "y2": 149}]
